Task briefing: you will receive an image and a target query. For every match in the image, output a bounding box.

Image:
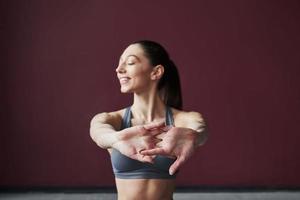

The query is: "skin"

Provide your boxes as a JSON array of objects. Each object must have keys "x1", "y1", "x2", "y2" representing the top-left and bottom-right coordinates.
[{"x1": 90, "y1": 44, "x2": 207, "y2": 200}]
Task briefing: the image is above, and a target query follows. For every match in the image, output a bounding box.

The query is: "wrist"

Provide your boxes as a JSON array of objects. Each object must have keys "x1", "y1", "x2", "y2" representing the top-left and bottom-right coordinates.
[
  {"x1": 111, "y1": 131, "x2": 122, "y2": 149},
  {"x1": 110, "y1": 131, "x2": 119, "y2": 149}
]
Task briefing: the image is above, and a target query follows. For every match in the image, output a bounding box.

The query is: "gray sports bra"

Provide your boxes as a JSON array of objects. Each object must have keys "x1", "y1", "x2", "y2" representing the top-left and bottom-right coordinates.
[{"x1": 110, "y1": 106, "x2": 177, "y2": 179}]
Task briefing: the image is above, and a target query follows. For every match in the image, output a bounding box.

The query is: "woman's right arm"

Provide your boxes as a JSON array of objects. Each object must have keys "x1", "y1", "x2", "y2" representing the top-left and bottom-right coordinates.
[
  {"x1": 89, "y1": 111, "x2": 166, "y2": 162},
  {"x1": 89, "y1": 112, "x2": 121, "y2": 149}
]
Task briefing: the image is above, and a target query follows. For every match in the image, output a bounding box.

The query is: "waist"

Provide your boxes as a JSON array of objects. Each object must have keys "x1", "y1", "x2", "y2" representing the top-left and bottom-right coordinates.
[{"x1": 115, "y1": 178, "x2": 175, "y2": 200}]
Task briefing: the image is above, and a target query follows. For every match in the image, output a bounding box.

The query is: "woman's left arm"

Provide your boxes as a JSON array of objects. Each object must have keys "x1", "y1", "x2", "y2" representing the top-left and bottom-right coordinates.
[{"x1": 184, "y1": 111, "x2": 208, "y2": 146}]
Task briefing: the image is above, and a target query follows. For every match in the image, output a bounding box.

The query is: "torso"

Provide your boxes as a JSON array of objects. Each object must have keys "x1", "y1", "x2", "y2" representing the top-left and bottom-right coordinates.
[
  {"x1": 115, "y1": 178, "x2": 175, "y2": 200},
  {"x1": 107, "y1": 107, "x2": 184, "y2": 200}
]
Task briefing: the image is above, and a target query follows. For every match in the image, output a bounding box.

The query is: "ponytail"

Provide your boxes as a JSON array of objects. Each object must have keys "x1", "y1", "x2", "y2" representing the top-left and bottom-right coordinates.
[
  {"x1": 158, "y1": 59, "x2": 182, "y2": 110},
  {"x1": 132, "y1": 40, "x2": 183, "y2": 110}
]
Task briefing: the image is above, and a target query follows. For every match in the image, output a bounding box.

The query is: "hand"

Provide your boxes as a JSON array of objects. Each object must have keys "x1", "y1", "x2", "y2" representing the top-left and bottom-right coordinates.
[
  {"x1": 140, "y1": 126, "x2": 198, "y2": 175},
  {"x1": 112, "y1": 121, "x2": 165, "y2": 163}
]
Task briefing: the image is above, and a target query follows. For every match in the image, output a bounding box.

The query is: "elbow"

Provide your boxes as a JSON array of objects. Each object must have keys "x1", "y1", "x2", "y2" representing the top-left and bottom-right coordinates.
[
  {"x1": 89, "y1": 113, "x2": 108, "y2": 148},
  {"x1": 197, "y1": 127, "x2": 208, "y2": 146},
  {"x1": 90, "y1": 130, "x2": 106, "y2": 149},
  {"x1": 200, "y1": 131, "x2": 208, "y2": 146},
  {"x1": 89, "y1": 128, "x2": 99, "y2": 145}
]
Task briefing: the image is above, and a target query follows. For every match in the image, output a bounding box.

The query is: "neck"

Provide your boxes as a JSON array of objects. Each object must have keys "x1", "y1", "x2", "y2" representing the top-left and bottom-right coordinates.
[{"x1": 131, "y1": 89, "x2": 166, "y2": 123}]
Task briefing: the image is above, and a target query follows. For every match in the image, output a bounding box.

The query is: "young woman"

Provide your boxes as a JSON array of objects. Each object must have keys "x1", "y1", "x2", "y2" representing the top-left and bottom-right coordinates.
[{"x1": 90, "y1": 40, "x2": 207, "y2": 200}]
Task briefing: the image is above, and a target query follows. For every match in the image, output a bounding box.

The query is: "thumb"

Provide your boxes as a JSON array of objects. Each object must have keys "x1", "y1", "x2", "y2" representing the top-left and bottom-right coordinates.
[
  {"x1": 169, "y1": 156, "x2": 185, "y2": 175},
  {"x1": 161, "y1": 125, "x2": 173, "y2": 132},
  {"x1": 139, "y1": 154, "x2": 154, "y2": 164}
]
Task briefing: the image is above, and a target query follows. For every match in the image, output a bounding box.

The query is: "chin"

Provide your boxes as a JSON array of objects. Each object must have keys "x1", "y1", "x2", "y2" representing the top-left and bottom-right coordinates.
[{"x1": 120, "y1": 87, "x2": 132, "y2": 93}]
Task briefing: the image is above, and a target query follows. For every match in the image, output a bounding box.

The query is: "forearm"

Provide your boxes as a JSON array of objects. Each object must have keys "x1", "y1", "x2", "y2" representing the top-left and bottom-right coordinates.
[
  {"x1": 185, "y1": 111, "x2": 208, "y2": 147},
  {"x1": 90, "y1": 123, "x2": 119, "y2": 149}
]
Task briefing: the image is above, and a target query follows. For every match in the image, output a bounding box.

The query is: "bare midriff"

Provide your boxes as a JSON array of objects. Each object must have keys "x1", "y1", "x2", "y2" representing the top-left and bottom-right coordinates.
[{"x1": 115, "y1": 178, "x2": 175, "y2": 200}]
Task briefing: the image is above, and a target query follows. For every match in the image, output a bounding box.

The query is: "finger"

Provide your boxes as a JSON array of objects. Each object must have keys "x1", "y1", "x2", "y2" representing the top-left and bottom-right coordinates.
[
  {"x1": 146, "y1": 137, "x2": 162, "y2": 146},
  {"x1": 143, "y1": 121, "x2": 165, "y2": 130},
  {"x1": 169, "y1": 156, "x2": 186, "y2": 175},
  {"x1": 161, "y1": 125, "x2": 173, "y2": 132},
  {"x1": 155, "y1": 141, "x2": 163, "y2": 147},
  {"x1": 150, "y1": 155, "x2": 156, "y2": 160},
  {"x1": 135, "y1": 153, "x2": 152, "y2": 163},
  {"x1": 144, "y1": 140, "x2": 156, "y2": 149},
  {"x1": 154, "y1": 138, "x2": 162, "y2": 144},
  {"x1": 155, "y1": 132, "x2": 166, "y2": 140},
  {"x1": 140, "y1": 148, "x2": 166, "y2": 156},
  {"x1": 140, "y1": 155, "x2": 154, "y2": 163},
  {"x1": 137, "y1": 148, "x2": 157, "y2": 159},
  {"x1": 148, "y1": 128, "x2": 165, "y2": 136}
]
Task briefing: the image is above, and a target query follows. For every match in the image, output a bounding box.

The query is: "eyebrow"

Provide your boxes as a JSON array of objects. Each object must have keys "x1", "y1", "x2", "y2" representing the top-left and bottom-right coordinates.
[{"x1": 119, "y1": 54, "x2": 141, "y2": 62}]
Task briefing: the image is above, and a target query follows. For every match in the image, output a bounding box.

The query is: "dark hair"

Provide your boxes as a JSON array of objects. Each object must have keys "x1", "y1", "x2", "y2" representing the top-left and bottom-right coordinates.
[{"x1": 132, "y1": 40, "x2": 182, "y2": 110}]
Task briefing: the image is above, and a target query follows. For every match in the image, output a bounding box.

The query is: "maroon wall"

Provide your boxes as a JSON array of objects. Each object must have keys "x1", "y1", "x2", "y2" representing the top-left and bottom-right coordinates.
[{"x1": 1, "y1": 0, "x2": 300, "y2": 188}]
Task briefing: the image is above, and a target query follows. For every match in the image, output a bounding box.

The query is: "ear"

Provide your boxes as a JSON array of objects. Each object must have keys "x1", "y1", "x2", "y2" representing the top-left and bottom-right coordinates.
[{"x1": 150, "y1": 65, "x2": 164, "y2": 80}]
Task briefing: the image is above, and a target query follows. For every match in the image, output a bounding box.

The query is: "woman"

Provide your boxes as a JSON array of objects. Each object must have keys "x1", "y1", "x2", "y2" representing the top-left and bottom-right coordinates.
[{"x1": 90, "y1": 40, "x2": 207, "y2": 200}]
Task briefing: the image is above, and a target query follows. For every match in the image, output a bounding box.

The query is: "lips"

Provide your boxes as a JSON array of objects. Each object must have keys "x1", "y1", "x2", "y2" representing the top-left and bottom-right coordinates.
[{"x1": 119, "y1": 77, "x2": 130, "y2": 84}]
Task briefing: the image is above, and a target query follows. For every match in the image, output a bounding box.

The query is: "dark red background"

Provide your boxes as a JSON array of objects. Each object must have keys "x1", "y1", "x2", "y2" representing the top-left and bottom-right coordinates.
[{"x1": 1, "y1": 0, "x2": 300, "y2": 188}]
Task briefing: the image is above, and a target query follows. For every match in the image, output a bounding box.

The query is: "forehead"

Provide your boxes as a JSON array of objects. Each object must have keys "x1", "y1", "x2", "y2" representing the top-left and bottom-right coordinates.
[{"x1": 120, "y1": 44, "x2": 145, "y2": 60}]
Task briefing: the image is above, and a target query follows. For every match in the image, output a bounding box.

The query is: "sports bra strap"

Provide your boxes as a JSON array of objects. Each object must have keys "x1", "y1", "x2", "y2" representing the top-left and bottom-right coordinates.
[
  {"x1": 165, "y1": 106, "x2": 174, "y2": 126},
  {"x1": 121, "y1": 107, "x2": 131, "y2": 129}
]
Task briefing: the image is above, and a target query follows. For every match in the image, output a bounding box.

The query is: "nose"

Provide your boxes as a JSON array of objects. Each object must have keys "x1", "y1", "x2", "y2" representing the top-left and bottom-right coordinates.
[{"x1": 115, "y1": 63, "x2": 126, "y2": 74}]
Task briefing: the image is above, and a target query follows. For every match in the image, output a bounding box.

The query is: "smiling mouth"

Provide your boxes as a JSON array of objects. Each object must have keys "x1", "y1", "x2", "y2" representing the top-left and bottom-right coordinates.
[{"x1": 119, "y1": 77, "x2": 130, "y2": 84}]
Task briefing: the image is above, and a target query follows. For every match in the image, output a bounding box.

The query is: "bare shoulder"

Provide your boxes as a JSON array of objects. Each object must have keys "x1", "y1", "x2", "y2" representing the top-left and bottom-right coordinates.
[
  {"x1": 171, "y1": 107, "x2": 204, "y2": 127},
  {"x1": 90, "y1": 108, "x2": 126, "y2": 131}
]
